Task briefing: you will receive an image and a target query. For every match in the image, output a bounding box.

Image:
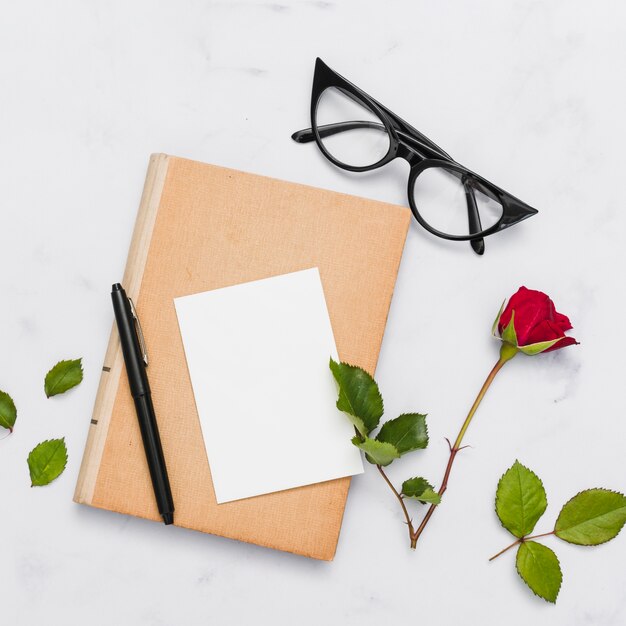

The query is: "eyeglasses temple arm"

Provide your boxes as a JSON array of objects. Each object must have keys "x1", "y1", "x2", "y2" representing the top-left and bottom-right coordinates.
[
  {"x1": 367, "y1": 98, "x2": 454, "y2": 159},
  {"x1": 291, "y1": 121, "x2": 387, "y2": 143},
  {"x1": 292, "y1": 122, "x2": 449, "y2": 161},
  {"x1": 463, "y1": 177, "x2": 486, "y2": 255}
]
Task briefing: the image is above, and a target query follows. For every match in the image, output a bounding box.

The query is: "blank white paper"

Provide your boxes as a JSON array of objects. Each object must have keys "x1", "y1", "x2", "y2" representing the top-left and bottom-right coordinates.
[{"x1": 174, "y1": 268, "x2": 364, "y2": 503}]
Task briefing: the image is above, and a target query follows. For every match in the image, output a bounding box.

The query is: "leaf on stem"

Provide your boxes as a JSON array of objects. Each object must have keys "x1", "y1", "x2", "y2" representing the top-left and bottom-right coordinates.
[
  {"x1": 515, "y1": 541, "x2": 562, "y2": 603},
  {"x1": 351, "y1": 436, "x2": 399, "y2": 467},
  {"x1": 518, "y1": 338, "x2": 561, "y2": 355},
  {"x1": 401, "y1": 477, "x2": 441, "y2": 504},
  {"x1": 554, "y1": 489, "x2": 626, "y2": 546},
  {"x1": 27, "y1": 438, "x2": 68, "y2": 486},
  {"x1": 501, "y1": 311, "x2": 518, "y2": 346},
  {"x1": 491, "y1": 300, "x2": 506, "y2": 336},
  {"x1": 0, "y1": 390, "x2": 17, "y2": 432},
  {"x1": 329, "y1": 358, "x2": 383, "y2": 437},
  {"x1": 376, "y1": 413, "x2": 428, "y2": 456},
  {"x1": 496, "y1": 460, "x2": 547, "y2": 538},
  {"x1": 44, "y1": 358, "x2": 83, "y2": 398}
]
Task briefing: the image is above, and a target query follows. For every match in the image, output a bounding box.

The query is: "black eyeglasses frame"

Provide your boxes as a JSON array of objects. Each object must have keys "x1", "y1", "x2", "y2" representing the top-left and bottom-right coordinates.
[{"x1": 292, "y1": 58, "x2": 538, "y2": 255}]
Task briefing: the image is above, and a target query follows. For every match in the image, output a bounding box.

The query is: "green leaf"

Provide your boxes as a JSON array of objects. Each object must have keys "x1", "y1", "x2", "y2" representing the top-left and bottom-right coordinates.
[
  {"x1": 27, "y1": 438, "x2": 68, "y2": 486},
  {"x1": 554, "y1": 489, "x2": 626, "y2": 546},
  {"x1": 376, "y1": 413, "x2": 428, "y2": 455},
  {"x1": 516, "y1": 541, "x2": 562, "y2": 603},
  {"x1": 44, "y1": 358, "x2": 83, "y2": 397},
  {"x1": 518, "y1": 338, "x2": 561, "y2": 355},
  {"x1": 415, "y1": 487, "x2": 441, "y2": 504},
  {"x1": 351, "y1": 436, "x2": 399, "y2": 466},
  {"x1": 491, "y1": 299, "x2": 506, "y2": 336},
  {"x1": 495, "y1": 460, "x2": 547, "y2": 538},
  {"x1": 402, "y1": 477, "x2": 441, "y2": 504},
  {"x1": 501, "y1": 311, "x2": 518, "y2": 346},
  {"x1": 401, "y1": 476, "x2": 430, "y2": 497},
  {"x1": 0, "y1": 390, "x2": 17, "y2": 432},
  {"x1": 329, "y1": 358, "x2": 383, "y2": 437}
]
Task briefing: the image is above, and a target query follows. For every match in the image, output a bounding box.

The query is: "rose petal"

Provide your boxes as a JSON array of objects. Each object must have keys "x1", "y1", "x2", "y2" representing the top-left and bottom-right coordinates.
[
  {"x1": 554, "y1": 310, "x2": 573, "y2": 332},
  {"x1": 498, "y1": 287, "x2": 534, "y2": 333},
  {"x1": 501, "y1": 288, "x2": 554, "y2": 345},
  {"x1": 543, "y1": 335, "x2": 578, "y2": 353},
  {"x1": 524, "y1": 319, "x2": 564, "y2": 346}
]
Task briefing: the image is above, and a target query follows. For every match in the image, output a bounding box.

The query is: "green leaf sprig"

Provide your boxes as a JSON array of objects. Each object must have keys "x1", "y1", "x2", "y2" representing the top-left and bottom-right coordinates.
[
  {"x1": 330, "y1": 359, "x2": 439, "y2": 547},
  {"x1": 490, "y1": 460, "x2": 626, "y2": 603}
]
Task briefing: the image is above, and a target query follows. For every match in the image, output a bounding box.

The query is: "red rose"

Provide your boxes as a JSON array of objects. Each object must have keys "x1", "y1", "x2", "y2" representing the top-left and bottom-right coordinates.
[{"x1": 495, "y1": 287, "x2": 578, "y2": 355}]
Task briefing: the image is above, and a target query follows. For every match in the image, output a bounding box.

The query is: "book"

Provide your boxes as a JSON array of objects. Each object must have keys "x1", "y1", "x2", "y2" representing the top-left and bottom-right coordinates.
[{"x1": 74, "y1": 154, "x2": 410, "y2": 560}]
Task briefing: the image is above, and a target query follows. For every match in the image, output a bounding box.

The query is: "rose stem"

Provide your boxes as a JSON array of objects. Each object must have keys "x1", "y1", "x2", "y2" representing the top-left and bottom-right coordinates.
[
  {"x1": 409, "y1": 344, "x2": 518, "y2": 549},
  {"x1": 488, "y1": 531, "x2": 555, "y2": 561},
  {"x1": 377, "y1": 465, "x2": 415, "y2": 542}
]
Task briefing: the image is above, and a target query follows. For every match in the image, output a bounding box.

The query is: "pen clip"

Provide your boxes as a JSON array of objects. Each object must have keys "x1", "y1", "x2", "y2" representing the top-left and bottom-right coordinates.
[{"x1": 128, "y1": 297, "x2": 149, "y2": 367}]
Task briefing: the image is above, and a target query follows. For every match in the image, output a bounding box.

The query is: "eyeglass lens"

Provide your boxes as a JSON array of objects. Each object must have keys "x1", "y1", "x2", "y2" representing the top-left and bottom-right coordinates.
[
  {"x1": 315, "y1": 87, "x2": 390, "y2": 167},
  {"x1": 411, "y1": 166, "x2": 503, "y2": 237}
]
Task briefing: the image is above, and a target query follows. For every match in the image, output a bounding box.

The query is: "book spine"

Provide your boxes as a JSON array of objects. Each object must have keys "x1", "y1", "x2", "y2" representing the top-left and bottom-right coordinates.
[{"x1": 73, "y1": 154, "x2": 170, "y2": 505}]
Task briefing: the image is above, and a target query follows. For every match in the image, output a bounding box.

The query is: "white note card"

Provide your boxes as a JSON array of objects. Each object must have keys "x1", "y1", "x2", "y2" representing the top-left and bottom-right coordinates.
[{"x1": 174, "y1": 268, "x2": 364, "y2": 503}]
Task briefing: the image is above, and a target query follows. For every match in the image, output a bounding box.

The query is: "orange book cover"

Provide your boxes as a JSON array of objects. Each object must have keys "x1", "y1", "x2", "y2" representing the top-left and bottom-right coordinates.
[{"x1": 74, "y1": 154, "x2": 410, "y2": 560}]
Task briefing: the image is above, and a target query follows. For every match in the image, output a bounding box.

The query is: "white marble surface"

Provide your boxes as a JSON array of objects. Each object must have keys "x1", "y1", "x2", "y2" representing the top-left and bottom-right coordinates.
[{"x1": 1, "y1": 2, "x2": 625, "y2": 624}]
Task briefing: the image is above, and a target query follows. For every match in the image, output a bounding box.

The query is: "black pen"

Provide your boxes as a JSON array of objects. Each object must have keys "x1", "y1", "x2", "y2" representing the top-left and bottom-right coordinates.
[{"x1": 111, "y1": 283, "x2": 175, "y2": 525}]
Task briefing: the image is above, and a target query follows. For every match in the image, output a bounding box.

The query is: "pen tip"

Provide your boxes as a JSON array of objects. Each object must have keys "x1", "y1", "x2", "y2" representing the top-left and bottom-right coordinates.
[
  {"x1": 163, "y1": 512, "x2": 174, "y2": 525},
  {"x1": 112, "y1": 283, "x2": 122, "y2": 292}
]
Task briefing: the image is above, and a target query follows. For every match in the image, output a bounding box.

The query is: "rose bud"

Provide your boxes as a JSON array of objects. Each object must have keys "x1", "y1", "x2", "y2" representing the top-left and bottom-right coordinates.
[{"x1": 493, "y1": 287, "x2": 578, "y2": 358}]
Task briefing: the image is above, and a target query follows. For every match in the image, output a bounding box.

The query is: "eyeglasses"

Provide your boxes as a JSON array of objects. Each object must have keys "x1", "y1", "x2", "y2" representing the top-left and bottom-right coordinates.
[{"x1": 291, "y1": 58, "x2": 538, "y2": 255}]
